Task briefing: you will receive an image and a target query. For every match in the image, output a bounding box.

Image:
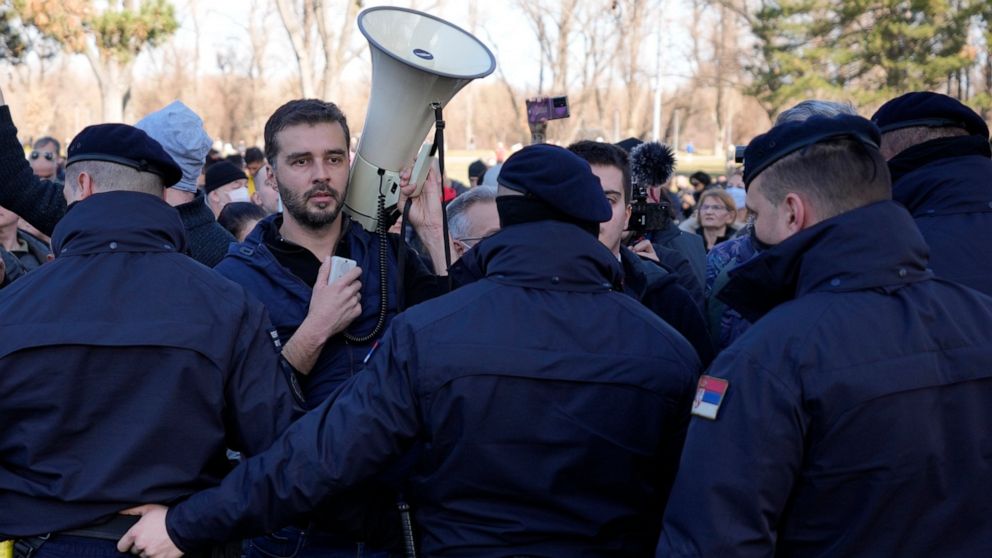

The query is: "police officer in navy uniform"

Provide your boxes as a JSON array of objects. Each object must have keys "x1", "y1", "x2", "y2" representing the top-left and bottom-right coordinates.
[
  {"x1": 0, "y1": 124, "x2": 298, "y2": 558},
  {"x1": 118, "y1": 143, "x2": 703, "y2": 558},
  {"x1": 657, "y1": 115, "x2": 992, "y2": 557},
  {"x1": 871, "y1": 92, "x2": 992, "y2": 296}
]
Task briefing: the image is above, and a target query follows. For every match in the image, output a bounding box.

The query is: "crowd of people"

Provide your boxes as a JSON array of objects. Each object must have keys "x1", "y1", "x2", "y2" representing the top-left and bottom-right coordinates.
[{"x1": 0, "y1": 84, "x2": 991, "y2": 558}]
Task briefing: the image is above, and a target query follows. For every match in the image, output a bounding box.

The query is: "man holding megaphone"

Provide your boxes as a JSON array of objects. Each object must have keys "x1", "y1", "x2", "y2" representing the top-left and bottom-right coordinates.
[{"x1": 211, "y1": 98, "x2": 449, "y2": 556}]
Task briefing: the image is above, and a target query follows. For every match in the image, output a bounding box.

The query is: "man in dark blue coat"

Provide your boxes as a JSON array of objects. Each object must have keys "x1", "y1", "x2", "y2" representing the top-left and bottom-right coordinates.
[
  {"x1": 658, "y1": 115, "x2": 992, "y2": 557},
  {"x1": 872, "y1": 91, "x2": 992, "y2": 295},
  {"x1": 212, "y1": 99, "x2": 447, "y2": 556},
  {"x1": 0, "y1": 124, "x2": 298, "y2": 557},
  {"x1": 118, "y1": 144, "x2": 703, "y2": 558}
]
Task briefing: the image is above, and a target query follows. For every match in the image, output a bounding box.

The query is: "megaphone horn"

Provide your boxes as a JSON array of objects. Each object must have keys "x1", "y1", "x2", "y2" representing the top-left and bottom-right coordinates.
[{"x1": 345, "y1": 6, "x2": 497, "y2": 231}]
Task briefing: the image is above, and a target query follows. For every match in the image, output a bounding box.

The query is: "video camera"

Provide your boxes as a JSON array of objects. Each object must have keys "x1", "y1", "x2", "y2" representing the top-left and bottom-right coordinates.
[
  {"x1": 627, "y1": 184, "x2": 671, "y2": 235},
  {"x1": 734, "y1": 145, "x2": 745, "y2": 165}
]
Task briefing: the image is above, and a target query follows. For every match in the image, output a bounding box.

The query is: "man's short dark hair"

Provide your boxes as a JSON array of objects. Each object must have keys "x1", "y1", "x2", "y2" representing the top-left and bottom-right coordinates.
[
  {"x1": 264, "y1": 99, "x2": 350, "y2": 168},
  {"x1": 244, "y1": 147, "x2": 264, "y2": 164},
  {"x1": 566, "y1": 140, "x2": 632, "y2": 203},
  {"x1": 689, "y1": 171, "x2": 711, "y2": 187},
  {"x1": 756, "y1": 138, "x2": 891, "y2": 218},
  {"x1": 33, "y1": 136, "x2": 61, "y2": 155}
]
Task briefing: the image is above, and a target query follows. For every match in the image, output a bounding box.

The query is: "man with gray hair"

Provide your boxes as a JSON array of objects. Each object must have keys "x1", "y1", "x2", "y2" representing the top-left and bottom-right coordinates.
[
  {"x1": 0, "y1": 123, "x2": 297, "y2": 558},
  {"x1": 446, "y1": 185, "x2": 497, "y2": 261}
]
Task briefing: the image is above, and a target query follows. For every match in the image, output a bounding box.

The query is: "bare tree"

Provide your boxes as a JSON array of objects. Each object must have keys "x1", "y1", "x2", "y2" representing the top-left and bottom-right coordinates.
[
  {"x1": 517, "y1": 0, "x2": 580, "y2": 95},
  {"x1": 275, "y1": 0, "x2": 363, "y2": 100}
]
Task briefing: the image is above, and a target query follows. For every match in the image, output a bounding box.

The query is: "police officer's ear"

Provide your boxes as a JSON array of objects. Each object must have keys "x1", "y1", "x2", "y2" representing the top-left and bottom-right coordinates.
[
  {"x1": 781, "y1": 191, "x2": 814, "y2": 235},
  {"x1": 452, "y1": 238, "x2": 467, "y2": 260},
  {"x1": 64, "y1": 169, "x2": 96, "y2": 204}
]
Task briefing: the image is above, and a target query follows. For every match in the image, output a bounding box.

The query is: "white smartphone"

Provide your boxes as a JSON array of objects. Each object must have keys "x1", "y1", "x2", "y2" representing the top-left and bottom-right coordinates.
[{"x1": 329, "y1": 256, "x2": 358, "y2": 284}]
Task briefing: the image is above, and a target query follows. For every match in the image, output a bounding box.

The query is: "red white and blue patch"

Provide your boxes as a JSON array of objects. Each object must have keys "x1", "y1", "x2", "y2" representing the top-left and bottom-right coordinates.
[{"x1": 692, "y1": 375, "x2": 729, "y2": 420}]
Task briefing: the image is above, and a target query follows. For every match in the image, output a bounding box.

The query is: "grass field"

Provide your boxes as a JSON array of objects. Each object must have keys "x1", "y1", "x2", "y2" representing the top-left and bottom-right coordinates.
[{"x1": 443, "y1": 150, "x2": 733, "y2": 185}]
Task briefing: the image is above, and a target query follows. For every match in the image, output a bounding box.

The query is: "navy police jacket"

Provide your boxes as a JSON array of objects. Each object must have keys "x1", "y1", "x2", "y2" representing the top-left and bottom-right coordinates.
[
  {"x1": 0, "y1": 192, "x2": 296, "y2": 537},
  {"x1": 167, "y1": 221, "x2": 702, "y2": 557},
  {"x1": 215, "y1": 214, "x2": 441, "y2": 407},
  {"x1": 658, "y1": 201, "x2": 992, "y2": 557},
  {"x1": 888, "y1": 135, "x2": 992, "y2": 295}
]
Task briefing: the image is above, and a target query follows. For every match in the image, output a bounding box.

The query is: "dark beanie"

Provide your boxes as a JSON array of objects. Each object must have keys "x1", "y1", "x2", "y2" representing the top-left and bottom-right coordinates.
[
  {"x1": 468, "y1": 159, "x2": 487, "y2": 180},
  {"x1": 204, "y1": 161, "x2": 246, "y2": 193}
]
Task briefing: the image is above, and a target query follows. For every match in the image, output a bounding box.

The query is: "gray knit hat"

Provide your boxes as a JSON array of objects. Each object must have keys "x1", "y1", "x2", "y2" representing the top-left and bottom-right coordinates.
[{"x1": 135, "y1": 101, "x2": 212, "y2": 193}]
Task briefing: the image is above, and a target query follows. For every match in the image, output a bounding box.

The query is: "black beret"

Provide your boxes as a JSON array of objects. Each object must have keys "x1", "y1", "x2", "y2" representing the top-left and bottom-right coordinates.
[
  {"x1": 743, "y1": 114, "x2": 881, "y2": 186},
  {"x1": 497, "y1": 144, "x2": 611, "y2": 223},
  {"x1": 204, "y1": 161, "x2": 247, "y2": 194},
  {"x1": 67, "y1": 123, "x2": 182, "y2": 187},
  {"x1": 871, "y1": 92, "x2": 988, "y2": 138}
]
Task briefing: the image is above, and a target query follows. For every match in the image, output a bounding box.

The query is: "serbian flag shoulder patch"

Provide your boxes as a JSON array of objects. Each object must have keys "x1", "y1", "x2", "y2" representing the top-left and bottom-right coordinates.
[{"x1": 692, "y1": 375, "x2": 729, "y2": 420}]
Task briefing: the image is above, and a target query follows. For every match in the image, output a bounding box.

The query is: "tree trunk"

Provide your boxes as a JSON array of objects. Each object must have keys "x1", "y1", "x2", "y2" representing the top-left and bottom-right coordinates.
[
  {"x1": 317, "y1": 0, "x2": 360, "y2": 102},
  {"x1": 275, "y1": 0, "x2": 318, "y2": 98}
]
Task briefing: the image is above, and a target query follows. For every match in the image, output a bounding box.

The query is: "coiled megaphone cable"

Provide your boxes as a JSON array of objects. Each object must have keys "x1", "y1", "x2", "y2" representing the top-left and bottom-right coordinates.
[{"x1": 343, "y1": 169, "x2": 389, "y2": 344}]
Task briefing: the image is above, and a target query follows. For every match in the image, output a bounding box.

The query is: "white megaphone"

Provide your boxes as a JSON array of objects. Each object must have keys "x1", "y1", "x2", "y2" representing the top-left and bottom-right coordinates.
[{"x1": 345, "y1": 6, "x2": 497, "y2": 231}]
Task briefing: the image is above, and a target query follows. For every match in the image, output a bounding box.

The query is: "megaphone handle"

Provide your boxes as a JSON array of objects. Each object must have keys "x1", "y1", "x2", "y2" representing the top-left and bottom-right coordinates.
[
  {"x1": 432, "y1": 103, "x2": 453, "y2": 291},
  {"x1": 409, "y1": 144, "x2": 434, "y2": 197}
]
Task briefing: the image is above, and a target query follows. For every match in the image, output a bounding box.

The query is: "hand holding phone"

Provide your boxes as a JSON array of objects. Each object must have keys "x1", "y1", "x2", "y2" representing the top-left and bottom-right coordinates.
[{"x1": 329, "y1": 256, "x2": 358, "y2": 284}]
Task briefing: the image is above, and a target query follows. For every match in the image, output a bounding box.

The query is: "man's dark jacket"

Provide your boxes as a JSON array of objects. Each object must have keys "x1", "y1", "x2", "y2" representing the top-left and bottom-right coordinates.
[
  {"x1": 621, "y1": 246, "x2": 714, "y2": 366},
  {"x1": 888, "y1": 134, "x2": 992, "y2": 295},
  {"x1": 214, "y1": 214, "x2": 441, "y2": 407},
  {"x1": 659, "y1": 201, "x2": 992, "y2": 557},
  {"x1": 0, "y1": 105, "x2": 234, "y2": 268},
  {"x1": 647, "y1": 222, "x2": 707, "y2": 301},
  {"x1": 166, "y1": 221, "x2": 702, "y2": 557},
  {"x1": 0, "y1": 192, "x2": 296, "y2": 537}
]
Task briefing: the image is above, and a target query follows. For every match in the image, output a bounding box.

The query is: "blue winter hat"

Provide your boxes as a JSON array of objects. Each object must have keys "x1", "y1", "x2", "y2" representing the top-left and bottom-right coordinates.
[
  {"x1": 871, "y1": 92, "x2": 989, "y2": 138},
  {"x1": 67, "y1": 123, "x2": 183, "y2": 187},
  {"x1": 497, "y1": 144, "x2": 611, "y2": 223},
  {"x1": 743, "y1": 114, "x2": 881, "y2": 186}
]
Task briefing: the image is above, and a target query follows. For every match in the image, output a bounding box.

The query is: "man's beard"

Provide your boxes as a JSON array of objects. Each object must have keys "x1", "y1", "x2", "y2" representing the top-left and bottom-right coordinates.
[{"x1": 277, "y1": 179, "x2": 347, "y2": 230}]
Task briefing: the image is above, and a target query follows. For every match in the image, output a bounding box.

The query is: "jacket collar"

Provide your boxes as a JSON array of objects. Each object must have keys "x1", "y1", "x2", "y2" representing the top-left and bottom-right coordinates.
[
  {"x1": 718, "y1": 201, "x2": 931, "y2": 322},
  {"x1": 465, "y1": 220, "x2": 622, "y2": 292},
  {"x1": 888, "y1": 135, "x2": 991, "y2": 184},
  {"x1": 52, "y1": 191, "x2": 187, "y2": 257},
  {"x1": 888, "y1": 136, "x2": 992, "y2": 215}
]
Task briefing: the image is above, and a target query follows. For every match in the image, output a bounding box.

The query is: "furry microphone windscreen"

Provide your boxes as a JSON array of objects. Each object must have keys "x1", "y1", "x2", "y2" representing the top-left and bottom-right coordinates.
[{"x1": 630, "y1": 142, "x2": 676, "y2": 186}]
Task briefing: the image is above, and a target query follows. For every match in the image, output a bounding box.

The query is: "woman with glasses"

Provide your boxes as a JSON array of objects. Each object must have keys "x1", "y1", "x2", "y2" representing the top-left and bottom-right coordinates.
[{"x1": 694, "y1": 189, "x2": 737, "y2": 252}]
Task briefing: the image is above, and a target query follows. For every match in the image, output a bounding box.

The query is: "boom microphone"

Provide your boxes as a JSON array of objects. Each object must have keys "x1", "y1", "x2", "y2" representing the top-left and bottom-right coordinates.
[{"x1": 630, "y1": 142, "x2": 676, "y2": 186}]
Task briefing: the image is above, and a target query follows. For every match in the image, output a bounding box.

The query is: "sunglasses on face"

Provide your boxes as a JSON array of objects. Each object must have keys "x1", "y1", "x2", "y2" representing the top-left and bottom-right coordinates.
[{"x1": 30, "y1": 151, "x2": 55, "y2": 161}]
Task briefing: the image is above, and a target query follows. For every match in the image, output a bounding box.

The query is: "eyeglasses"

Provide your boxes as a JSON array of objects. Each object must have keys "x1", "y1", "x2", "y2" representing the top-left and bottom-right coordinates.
[
  {"x1": 700, "y1": 204, "x2": 729, "y2": 212},
  {"x1": 30, "y1": 151, "x2": 55, "y2": 161},
  {"x1": 456, "y1": 233, "x2": 494, "y2": 248}
]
